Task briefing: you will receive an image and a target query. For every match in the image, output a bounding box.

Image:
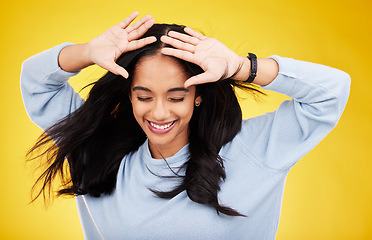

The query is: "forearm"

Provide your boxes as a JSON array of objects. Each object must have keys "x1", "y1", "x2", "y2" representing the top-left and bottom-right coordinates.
[
  {"x1": 58, "y1": 43, "x2": 94, "y2": 72},
  {"x1": 232, "y1": 56, "x2": 279, "y2": 86}
]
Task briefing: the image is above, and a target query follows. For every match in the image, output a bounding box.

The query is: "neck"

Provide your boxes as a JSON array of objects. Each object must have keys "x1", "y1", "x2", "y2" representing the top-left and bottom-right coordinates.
[{"x1": 148, "y1": 138, "x2": 189, "y2": 159}]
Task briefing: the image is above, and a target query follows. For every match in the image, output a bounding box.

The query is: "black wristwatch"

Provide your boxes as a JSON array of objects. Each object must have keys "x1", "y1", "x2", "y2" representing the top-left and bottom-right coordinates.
[{"x1": 244, "y1": 53, "x2": 257, "y2": 83}]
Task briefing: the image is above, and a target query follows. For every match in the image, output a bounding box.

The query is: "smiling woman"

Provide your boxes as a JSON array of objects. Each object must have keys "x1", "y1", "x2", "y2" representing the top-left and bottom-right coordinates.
[{"x1": 20, "y1": 11, "x2": 350, "y2": 239}]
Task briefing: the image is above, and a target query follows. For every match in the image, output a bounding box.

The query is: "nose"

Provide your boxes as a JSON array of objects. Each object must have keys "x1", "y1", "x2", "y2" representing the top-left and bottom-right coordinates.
[{"x1": 152, "y1": 99, "x2": 169, "y2": 121}]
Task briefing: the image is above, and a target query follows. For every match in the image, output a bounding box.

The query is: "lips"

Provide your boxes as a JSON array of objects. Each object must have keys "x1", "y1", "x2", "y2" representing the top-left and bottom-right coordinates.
[{"x1": 146, "y1": 120, "x2": 177, "y2": 134}]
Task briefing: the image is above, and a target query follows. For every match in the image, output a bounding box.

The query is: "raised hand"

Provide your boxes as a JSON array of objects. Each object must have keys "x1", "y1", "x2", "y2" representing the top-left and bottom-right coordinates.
[
  {"x1": 87, "y1": 11, "x2": 156, "y2": 78},
  {"x1": 160, "y1": 27, "x2": 244, "y2": 87}
]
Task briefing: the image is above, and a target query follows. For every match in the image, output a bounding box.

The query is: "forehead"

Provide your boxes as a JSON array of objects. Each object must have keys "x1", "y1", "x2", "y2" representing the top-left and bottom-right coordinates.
[{"x1": 131, "y1": 55, "x2": 190, "y2": 90}]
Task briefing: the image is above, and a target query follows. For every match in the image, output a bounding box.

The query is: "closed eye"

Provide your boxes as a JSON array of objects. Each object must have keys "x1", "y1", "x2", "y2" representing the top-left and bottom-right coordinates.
[
  {"x1": 168, "y1": 97, "x2": 185, "y2": 102},
  {"x1": 137, "y1": 97, "x2": 152, "y2": 101}
]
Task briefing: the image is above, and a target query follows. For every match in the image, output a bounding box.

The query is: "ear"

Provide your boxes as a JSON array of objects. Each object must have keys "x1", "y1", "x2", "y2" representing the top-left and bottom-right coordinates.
[{"x1": 195, "y1": 95, "x2": 202, "y2": 103}]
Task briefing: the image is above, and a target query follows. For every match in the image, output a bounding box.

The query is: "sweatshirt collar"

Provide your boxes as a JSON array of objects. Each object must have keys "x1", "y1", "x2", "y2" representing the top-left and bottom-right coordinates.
[{"x1": 142, "y1": 138, "x2": 190, "y2": 166}]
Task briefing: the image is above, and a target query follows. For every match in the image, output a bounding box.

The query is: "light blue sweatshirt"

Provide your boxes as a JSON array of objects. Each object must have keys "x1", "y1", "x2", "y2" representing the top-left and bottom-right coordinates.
[{"x1": 21, "y1": 43, "x2": 350, "y2": 240}]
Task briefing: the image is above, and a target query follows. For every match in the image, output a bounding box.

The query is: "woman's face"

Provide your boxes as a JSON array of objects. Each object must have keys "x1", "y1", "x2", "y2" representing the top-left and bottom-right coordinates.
[{"x1": 130, "y1": 54, "x2": 201, "y2": 158}]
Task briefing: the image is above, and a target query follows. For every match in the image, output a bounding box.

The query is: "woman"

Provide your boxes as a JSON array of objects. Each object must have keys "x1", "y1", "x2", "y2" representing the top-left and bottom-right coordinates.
[{"x1": 21, "y1": 11, "x2": 350, "y2": 239}]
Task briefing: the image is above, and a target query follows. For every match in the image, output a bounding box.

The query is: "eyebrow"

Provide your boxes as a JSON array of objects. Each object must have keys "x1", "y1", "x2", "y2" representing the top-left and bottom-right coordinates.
[
  {"x1": 168, "y1": 87, "x2": 189, "y2": 93},
  {"x1": 132, "y1": 86, "x2": 151, "y2": 92},
  {"x1": 132, "y1": 86, "x2": 189, "y2": 93}
]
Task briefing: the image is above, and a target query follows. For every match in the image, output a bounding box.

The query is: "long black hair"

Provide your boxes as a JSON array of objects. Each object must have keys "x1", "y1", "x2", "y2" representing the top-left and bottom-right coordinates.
[{"x1": 27, "y1": 23, "x2": 263, "y2": 216}]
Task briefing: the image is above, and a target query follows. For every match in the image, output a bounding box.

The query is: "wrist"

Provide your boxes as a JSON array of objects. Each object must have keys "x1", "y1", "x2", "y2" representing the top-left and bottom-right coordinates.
[
  {"x1": 58, "y1": 44, "x2": 94, "y2": 72},
  {"x1": 81, "y1": 43, "x2": 95, "y2": 66},
  {"x1": 231, "y1": 56, "x2": 251, "y2": 81},
  {"x1": 230, "y1": 55, "x2": 279, "y2": 86}
]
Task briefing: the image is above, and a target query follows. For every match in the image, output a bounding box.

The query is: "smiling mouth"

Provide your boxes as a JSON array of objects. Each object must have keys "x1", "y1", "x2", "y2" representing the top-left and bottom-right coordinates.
[
  {"x1": 146, "y1": 120, "x2": 177, "y2": 133},
  {"x1": 149, "y1": 121, "x2": 174, "y2": 129}
]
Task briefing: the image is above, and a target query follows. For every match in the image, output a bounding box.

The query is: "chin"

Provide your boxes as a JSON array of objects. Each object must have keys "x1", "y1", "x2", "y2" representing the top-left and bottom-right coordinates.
[{"x1": 147, "y1": 133, "x2": 177, "y2": 146}]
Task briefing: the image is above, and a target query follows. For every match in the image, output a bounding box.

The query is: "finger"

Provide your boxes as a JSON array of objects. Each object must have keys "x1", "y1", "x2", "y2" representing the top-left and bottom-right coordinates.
[
  {"x1": 167, "y1": 31, "x2": 200, "y2": 45},
  {"x1": 184, "y1": 72, "x2": 217, "y2": 88},
  {"x1": 126, "y1": 36, "x2": 157, "y2": 51},
  {"x1": 184, "y1": 27, "x2": 207, "y2": 40},
  {"x1": 103, "y1": 61, "x2": 129, "y2": 79},
  {"x1": 160, "y1": 36, "x2": 196, "y2": 53},
  {"x1": 118, "y1": 11, "x2": 140, "y2": 29},
  {"x1": 161, "y1": 47, "x2": 196, "y2": 64},
  {"x1": 126, "y1": 14, "x2": 153, "y2": 33},
  {"x1": 127, "y1": 17, "x2": 156, "y2": 41}
]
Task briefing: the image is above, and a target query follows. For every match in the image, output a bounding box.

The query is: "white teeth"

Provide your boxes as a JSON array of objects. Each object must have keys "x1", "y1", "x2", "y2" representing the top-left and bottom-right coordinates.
[{"x1": 149, "y1": 121, "x2": 174, "y2": 130}]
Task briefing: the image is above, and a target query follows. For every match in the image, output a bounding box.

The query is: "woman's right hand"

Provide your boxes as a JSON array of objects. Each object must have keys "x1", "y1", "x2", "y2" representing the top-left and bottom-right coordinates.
[
  {"x1": 58, "y1": 11, "x2": 156, "y2": 78},
  {"x1": 87, "y1": 11, "x2": 156, "y2": 78}
]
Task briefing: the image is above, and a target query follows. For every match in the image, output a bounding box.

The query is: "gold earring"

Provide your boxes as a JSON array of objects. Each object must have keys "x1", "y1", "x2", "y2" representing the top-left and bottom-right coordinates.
[{"x1": 195, "y1": 101, "x2": 200, "y2": 107}]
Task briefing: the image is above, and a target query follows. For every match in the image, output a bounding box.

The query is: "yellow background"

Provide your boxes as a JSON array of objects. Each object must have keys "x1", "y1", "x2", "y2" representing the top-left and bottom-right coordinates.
[{"x1": 1, "y1": 0, "x2": 371, "y2": 239}]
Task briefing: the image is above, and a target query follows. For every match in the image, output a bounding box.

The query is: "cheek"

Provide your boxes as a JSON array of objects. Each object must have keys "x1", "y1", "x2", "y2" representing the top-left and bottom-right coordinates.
[
  {"x1": 176, "y1": 101, "x2": 195, "y2": 120},
  {"x1": 131, "y1": 102, "x2": 148, "y2": 122}
]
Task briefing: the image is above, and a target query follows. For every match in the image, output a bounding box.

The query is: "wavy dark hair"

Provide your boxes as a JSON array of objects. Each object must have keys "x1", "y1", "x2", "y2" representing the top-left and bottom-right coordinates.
[{"x1": 27, "y1": 23, "x2": 264, "y2": 217}]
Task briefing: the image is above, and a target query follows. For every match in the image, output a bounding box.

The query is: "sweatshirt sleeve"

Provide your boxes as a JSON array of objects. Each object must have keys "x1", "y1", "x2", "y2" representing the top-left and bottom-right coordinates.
[
  {"x1": 237, "y1": 55, "x2": 351, "y2": 171},
  {"x1": 20, "y1": 43, "x2": 85, "y2": 131}
]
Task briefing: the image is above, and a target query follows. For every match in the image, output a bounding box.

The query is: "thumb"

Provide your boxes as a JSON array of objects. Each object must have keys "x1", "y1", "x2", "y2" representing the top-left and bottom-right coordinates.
[
  {"x1": 184, "y1": 72, "x2": 216, "y2": 88},
  {"x1": 103, "y1": 61, "x2": 129, "y2": 79}
]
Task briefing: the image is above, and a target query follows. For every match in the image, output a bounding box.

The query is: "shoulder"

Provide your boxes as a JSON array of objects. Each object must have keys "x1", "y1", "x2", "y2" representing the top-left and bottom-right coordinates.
[{"x1": 220, "y1": 116, "x2": 288, "y2": 175}]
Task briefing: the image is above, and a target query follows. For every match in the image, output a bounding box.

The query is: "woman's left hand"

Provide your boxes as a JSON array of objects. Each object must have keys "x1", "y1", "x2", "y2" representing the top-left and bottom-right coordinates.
[{"x1": 160, "y1": 27, "x2": 245, "y2": 88}]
